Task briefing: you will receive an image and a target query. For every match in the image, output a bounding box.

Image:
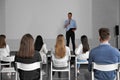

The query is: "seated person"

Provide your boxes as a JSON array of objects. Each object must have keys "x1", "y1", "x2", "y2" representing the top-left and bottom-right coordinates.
[
  {"x1": 0, "y1": 34, "x2": 10, "y2": 58},
  {"x1": 34, "y1": 35, "x2": 48, "y2": 75},
  {"x1": 15, "y1": 34, "x2": 42, "y2": 80},
  {"x1": 52, "y1": 34, "x2": 71, "y2": 78},
  {"x1": 75, "y1": 35, "x2": 90, "y2": 74},
  {"x1": 88, "y1": 28, "x2": 120, "y2": 80},
  {"x1": 34, "y1": 35, "x2": 48, "y2": 64}
]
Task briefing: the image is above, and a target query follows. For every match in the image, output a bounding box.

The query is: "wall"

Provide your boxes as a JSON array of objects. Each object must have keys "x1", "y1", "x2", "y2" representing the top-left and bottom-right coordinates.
[
  {"x1": 5, "y1": 0, "x2": 92, "y2": 39},
  {"x1": 5, "y1": 0, "x2": 92, "y2": 51},
  {"x1": 91, "y1": 0, "x2": 119, "y2": 49},
  {"x1": 119, "y1": 0, "x2": 120, "y2": 49},
  {"x1": 0, "y1": 0, "x2": 5, "y2": 34},
  {"x1": 0, "y1": 0, "x2": 119, "y2": 51}
]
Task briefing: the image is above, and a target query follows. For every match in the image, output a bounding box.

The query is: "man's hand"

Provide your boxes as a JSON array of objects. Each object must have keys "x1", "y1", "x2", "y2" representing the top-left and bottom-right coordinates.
[{"x1": 72, "y1": 28, "x2": 76, "y2": 32}]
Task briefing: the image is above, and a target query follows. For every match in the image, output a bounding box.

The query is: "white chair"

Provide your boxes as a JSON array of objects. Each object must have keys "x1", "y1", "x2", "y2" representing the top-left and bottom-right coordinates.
[
  {"x1": 75, "y1": 57, "x2": 88, "y2": 79},
  {"x1": 50, "y1": 60, "x2": 70, "y2": 80},
  {"x1": 16, "y1": 61, "x2": 42, "y2": 80},
  {"x1": 42, "y1": 54, "x2": 48, "y2": 76},
  {"x1": 0, "y1": 56, "x2": 15, "y2": 66},
  {"x1": 0, "y1": 56, "x2": 17, "y2": 80},
  {"x1": 92, "y1": 62, "x2": 119, "y2": 80}
]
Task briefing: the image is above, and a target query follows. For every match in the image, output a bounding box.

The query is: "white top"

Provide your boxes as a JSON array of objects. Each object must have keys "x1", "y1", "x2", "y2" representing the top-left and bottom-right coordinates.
[
  {"x1": 52, "y1": 46, "x2": 71, "y2": 67},
  {"x1": 39, "y1": 43, "x2": 48, "y2": 64},
  {"x1": 75, "y1": 44, "x2": 89, "y2": 60},
  {"x1": 0, "y1": 44, "x2": 10, "y2": 58}
]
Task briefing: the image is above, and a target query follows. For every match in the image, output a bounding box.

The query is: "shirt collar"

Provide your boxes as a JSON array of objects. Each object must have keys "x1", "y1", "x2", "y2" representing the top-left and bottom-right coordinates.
[{"x1": 100, "y1": 41, "x2": 110, "y2": 45}]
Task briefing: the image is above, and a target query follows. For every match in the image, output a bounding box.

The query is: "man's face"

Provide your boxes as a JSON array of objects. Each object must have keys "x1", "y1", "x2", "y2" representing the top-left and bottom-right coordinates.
[{"x1": 68, "y1": 14, "x2": 72, "y2": 19}]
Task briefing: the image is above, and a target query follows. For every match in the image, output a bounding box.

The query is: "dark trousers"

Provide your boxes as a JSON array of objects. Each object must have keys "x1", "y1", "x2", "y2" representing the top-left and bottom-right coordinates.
[
  {"x1": 53, "y1": 72, "x2": 61, "y2": 78},
  {"x1": 18, "y1": 69, "x2": 40, "y2": 80},
  {"x1": 52, "y1": 66, "x2": 67, "y2": 78},
  {"x1": 66, "y1": 30, "x2": 75, "y2": 54}
]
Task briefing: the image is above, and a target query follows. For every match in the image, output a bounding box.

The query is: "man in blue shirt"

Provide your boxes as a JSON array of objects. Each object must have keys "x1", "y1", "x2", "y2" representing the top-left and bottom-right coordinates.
[
  {"x1": 88, "y1": 28, "x2": 120, "y2": 80},
  {"x1": 64, "y1": 12, "x2": 77, "y2": 54}
]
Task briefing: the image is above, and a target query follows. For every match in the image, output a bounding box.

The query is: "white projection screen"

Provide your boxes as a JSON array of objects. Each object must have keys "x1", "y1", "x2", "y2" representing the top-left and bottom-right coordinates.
[{"x1": 5, "y1": 0, "x2": 92, "y2": 39}]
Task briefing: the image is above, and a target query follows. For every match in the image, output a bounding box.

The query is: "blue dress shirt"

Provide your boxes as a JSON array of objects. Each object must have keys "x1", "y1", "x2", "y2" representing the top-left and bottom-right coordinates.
[
  {"x1": 88, "y1": 43, "x2": 120, "y2": 80},
  {"x1": 65, "y1": 19, "x2": 77, "y2": 31}
]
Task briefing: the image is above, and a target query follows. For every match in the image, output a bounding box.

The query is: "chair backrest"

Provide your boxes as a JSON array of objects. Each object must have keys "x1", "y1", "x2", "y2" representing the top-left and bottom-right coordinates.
[
  {"x1": 16, "y1": 62, "x2": 41, "y2": 71},
  {"x1": 92, "y1": 62, "x2": 118, "y2": 71},
  {"x1": 92, "y1": 62, "x2": 119, "y2": 80},
  {"x1": 1, "y1": 56, "x2": 15, "y2": 62},
  {"x1": 77, "y1": 61, "x2": 88, "y2": 64},
  {"x1": 51, "y1": 59, "x2": 71, "y2": 80},
  {"x1": 0, "y1": 56, "x2": 15, "y2": 68}
]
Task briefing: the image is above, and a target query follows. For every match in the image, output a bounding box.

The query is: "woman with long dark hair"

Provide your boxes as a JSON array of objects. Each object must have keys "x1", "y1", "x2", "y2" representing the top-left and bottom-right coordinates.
[
  {"x1": 34, "y1": 35, "x2": 48, "y2": 64},
  {"x1": 75, "y1": 35, "x2": 90, "y2": 74}
]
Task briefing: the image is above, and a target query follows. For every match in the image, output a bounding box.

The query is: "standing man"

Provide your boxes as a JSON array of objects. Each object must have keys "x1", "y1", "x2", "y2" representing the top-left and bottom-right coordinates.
[
  {"x1": 88, "y1": 28, "x2": 120, "y2": 80},
  {"x1": 64, "y1": 12, "x2": 77, "y2": 54}
]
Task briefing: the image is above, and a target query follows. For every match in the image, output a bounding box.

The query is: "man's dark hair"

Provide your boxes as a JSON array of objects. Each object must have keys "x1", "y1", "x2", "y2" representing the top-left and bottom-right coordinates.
[
  {"x1": 0, "y1": 34, "x2": 6, "y2": 38},
  {"x1": 99, "y1": 28, "x2": 110, "y2": 40},
  {"x1": 68, "y1": 12, "x2": 72, "y2": 15}
]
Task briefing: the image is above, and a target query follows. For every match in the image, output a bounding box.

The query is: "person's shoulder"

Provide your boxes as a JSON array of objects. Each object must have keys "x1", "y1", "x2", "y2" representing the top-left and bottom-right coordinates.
[
  {"x1": 65, "y1": 46, "x2": 71, "y2": 55},
  {"x1": 42, "y1": 43, "x2": 46, "y2": 47},
  {"x1": 86, "y1": 50, "x2": 90, "y2": 54},
  {"x1": 91, "y1": 46, "x2": 99, "y2": 50},
  {"x1": 34, "y1": 50, "x2": 41, "y2": 60},
  {"x1": 5, "y1": 44, "x2": 9, "y2": 50},
  {"x1": 110, "y1": 46, "x2": 120, "y2": 53},
  {"x1": 66, "y1": 46, "x2": 70, "y2": 50},
  {"x1": 90, "y1": 46, "x2": 100, "y2": 53},
  {"x1": 78, "y1": 44, "x2": 83, "y2": 48},
  {"x1": 43, "y1": 43, "x2": 46, "y2": 45},
  {"x1": 6, "y1": 44, "x2": 9, "y2": 47},
  {"x1": 34, "y1": 50, "x2": 40, "y2": 56}
]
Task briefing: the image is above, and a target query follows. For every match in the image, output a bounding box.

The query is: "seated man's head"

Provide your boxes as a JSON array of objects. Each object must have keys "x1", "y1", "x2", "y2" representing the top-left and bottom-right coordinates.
[{"x1": 99, "y1": 28, "x2": 110, "y2": 42}]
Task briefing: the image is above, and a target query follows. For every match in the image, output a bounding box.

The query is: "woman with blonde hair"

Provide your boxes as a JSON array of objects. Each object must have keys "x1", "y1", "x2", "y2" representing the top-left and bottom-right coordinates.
[{"x1": 52, "y1": 34, "x2": 71, "y2": 78}]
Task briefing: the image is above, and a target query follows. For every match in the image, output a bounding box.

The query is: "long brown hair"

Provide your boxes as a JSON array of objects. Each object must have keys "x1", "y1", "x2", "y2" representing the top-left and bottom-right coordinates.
[
  {"x1": 17, "y1": 34, "x2": 34, "y2": 58},
  {"x1": 0, "y1": 35, "x2": 6, "y2": 48},
  {"x1": 81, "y1": 35, "x2": 90, "y2": 53},
  {"x1": 55, "y1": 34, "x2": 66, "y2": 58}
]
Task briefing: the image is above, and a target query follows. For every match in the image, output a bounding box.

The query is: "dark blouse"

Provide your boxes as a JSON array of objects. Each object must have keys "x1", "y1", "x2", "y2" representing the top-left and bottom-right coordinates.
[{"x1": 15, "y1": 51, "x2": 41, "y2": 80}]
